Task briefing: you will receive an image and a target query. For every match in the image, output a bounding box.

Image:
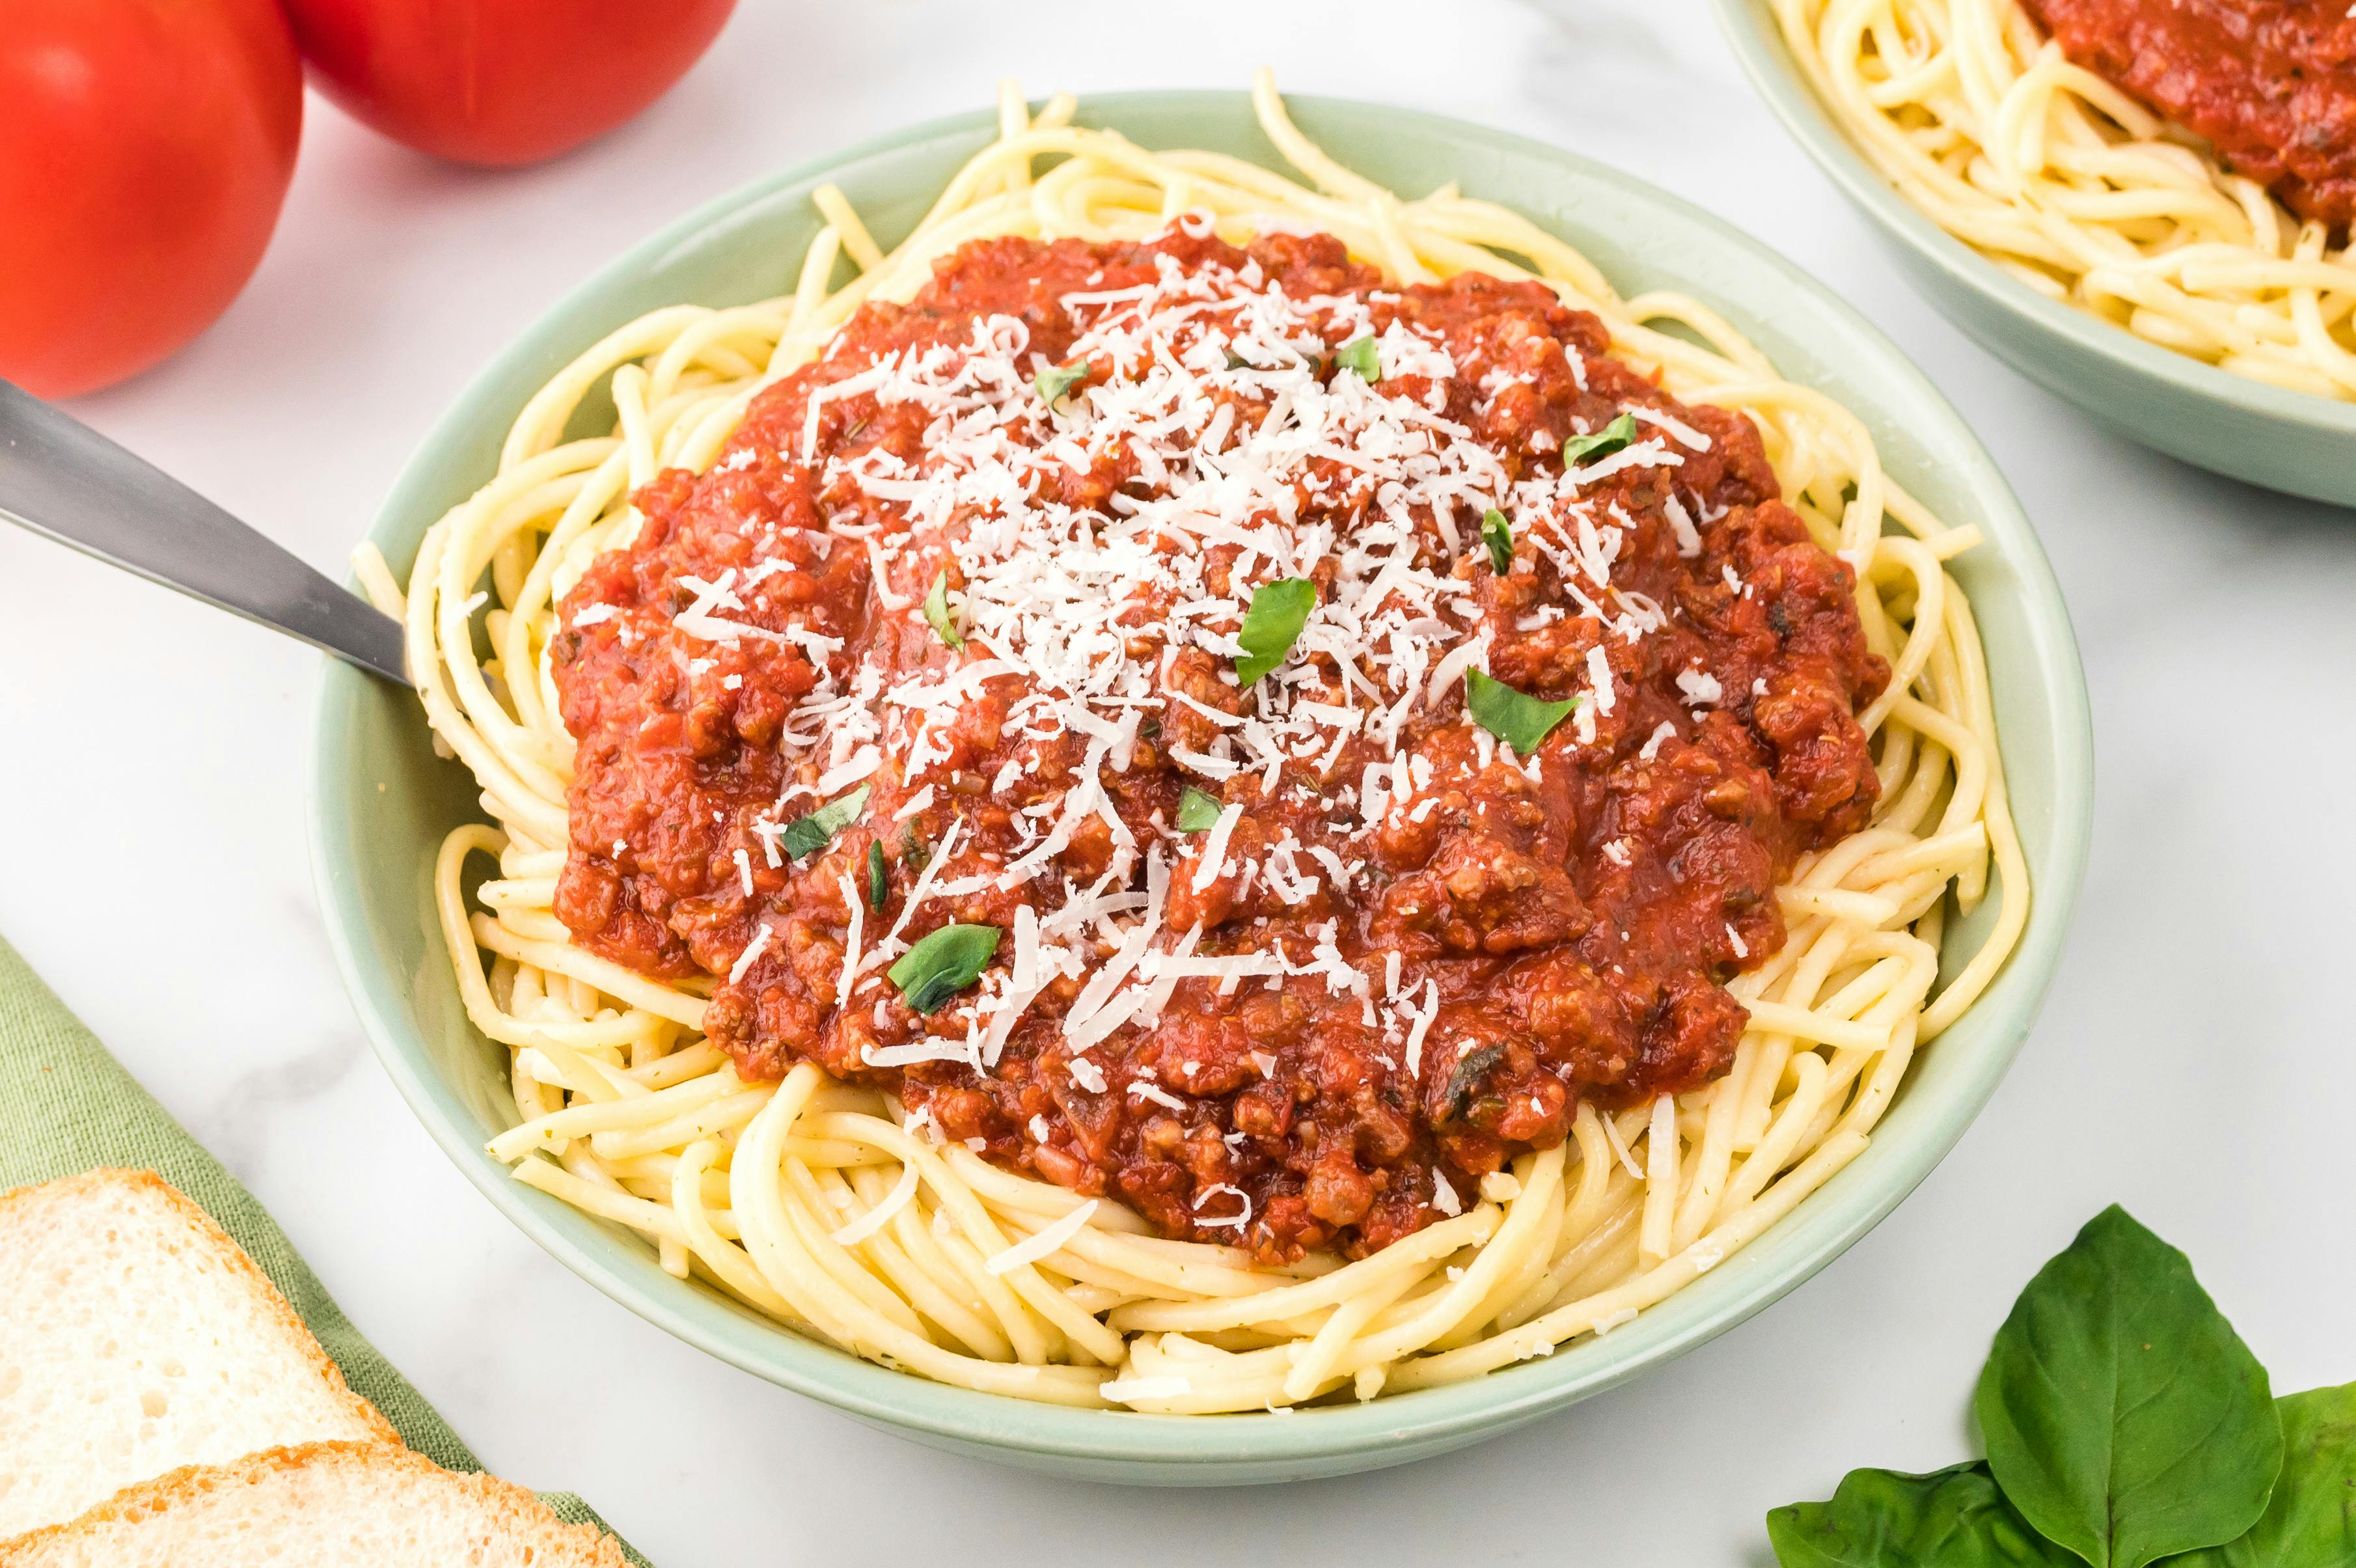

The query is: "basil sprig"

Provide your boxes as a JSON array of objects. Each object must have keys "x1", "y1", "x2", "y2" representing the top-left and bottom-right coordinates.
[
  {"x1": 1562, "y1": 411, "x2": 1639, "y2": 466},
  {"x1": 1977, "y1": 1208, "x2": 2279, "y2": 1568},
  {"x1": 1464, "y1": 669, "x2": 1576, "y2": 756},
  {"x1": 888, "y1": 923, "x2": 1000, "y2": 1013},
  {"x1": 1336, "y1": 333, "x2": 1380, "y2": 379},
  {"x1": 1770, "y1": 1465, "x2": 2075, "y2": 1568},
  {"x1": 2174, "y1": 1383, "x2": 2356, "y2": 1568},
  {"x1": 1481, "y1": 508, "x2": 1514, "y2": 575},
  {"x1": 864, "y1": 841, "x2": 888, "y2": 912},
  {"x1": 923, "y1": 570, "x2": 965, "y2": 649},
  {"x1": 1233, "y1": 577, "x2": 1316, "y2": 685},
  {"x1": 1768, "y1": 1207, "x2": 2354, "y2": 1568},
  {"x1": 780, "y1": 784, "x2": 870, "y2": 862}
]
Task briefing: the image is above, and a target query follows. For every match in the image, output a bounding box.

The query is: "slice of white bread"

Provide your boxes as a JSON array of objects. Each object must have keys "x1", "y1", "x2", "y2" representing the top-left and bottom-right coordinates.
[
  {"x1": 0, "y1": 1169, "x2": 399, "y2": 1539},
  {"x1": 0, "y1": 1442, "x2": 625, "y2": 1567}
]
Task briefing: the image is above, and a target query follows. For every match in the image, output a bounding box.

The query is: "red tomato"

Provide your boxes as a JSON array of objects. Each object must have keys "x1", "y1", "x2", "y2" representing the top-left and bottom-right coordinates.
[
  {"x1": 280, "y1": 0, "x2": 738, "y2": 168},
  {"x1": 0, "y1": 0, "x2": 302, "y2": 400}
]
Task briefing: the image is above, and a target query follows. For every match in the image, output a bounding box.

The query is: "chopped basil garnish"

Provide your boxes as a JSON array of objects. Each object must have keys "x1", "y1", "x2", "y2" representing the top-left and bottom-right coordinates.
[
  {"x1": 1562, "y1": 412, "x2": 1638, "y2": 466},
  {"x1": 889, "y1": 923, "x2": 1001, "y2": 1013},
  {"x1": 1034, "y1": 362, "x2": 1086, "y2": 406},
  {"x1": 1481, "y1": 508, "x2": 1514, "y2": 575},
  {"x1": 1222, "y1": 348, "x2": 1252, "y2": 372},
  {"x1": 923, "y1": 570, "x2": 965, "y2": 649},
  {"x1": 1464, "y1": 670, "x2": 1576, "y2": 756},
  {"x1": 1440, "y1": 1041, "x2": 1508, "y2": 1123},
  {"x1": 1175, "y1": 785, "x2": 1225, "y2": 832},
  {"x1": 865, "y1": 840, "x2": 888, "y2": 913},
  {"x1": 1234, "y1": 577, "x2": 1316, "y2": 685},
  {"x1": 780, "y1": 784, "x2": 871, "y2": 862},
  {"x1": 1336, "y1": 334, "x2": 1380, "y2": 379}
]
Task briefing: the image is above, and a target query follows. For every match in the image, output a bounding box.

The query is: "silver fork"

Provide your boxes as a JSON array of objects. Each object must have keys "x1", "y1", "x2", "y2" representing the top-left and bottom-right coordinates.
[{"x1": 0, "y1": 379, "x2": 412, "y2": 688}]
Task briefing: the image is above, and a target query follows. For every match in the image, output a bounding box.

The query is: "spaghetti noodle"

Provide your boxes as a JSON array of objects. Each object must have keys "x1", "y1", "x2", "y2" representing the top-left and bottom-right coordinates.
[
  {"x1": 1772, "y1": 0, "x2": 2356, "y2": 399},
  {"x1": 360, "y1": 74, "x2": 2027, "y2": 1412}
]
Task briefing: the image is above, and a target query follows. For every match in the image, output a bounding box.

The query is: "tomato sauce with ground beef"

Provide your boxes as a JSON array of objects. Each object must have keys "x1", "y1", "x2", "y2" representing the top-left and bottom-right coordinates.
[
  {"x1": 2021, "y1": 0, "x2": 2356, "y2": 230},
  {"x1": 547, "y1": 228, "x2": 1887, "y2": 1262}
]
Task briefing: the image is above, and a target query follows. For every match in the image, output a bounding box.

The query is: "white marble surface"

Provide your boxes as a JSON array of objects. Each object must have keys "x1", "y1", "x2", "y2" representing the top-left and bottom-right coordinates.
[{"x1": 5, "y1": 1, "x2": 2352, "y2": 1560}]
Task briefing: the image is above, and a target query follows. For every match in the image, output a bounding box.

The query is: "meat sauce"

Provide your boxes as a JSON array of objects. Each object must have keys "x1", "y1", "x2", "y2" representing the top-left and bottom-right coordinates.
[
  {"x1": 2022, "y1": 0, "x2": 2356, "y2": 229},
  {"x1": 548, "y1": 229, "x2": 1887, "y2": 1261}
]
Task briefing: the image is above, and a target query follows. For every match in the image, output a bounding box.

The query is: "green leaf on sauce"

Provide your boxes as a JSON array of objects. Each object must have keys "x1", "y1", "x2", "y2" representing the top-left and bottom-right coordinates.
[
  {"x1": 1175, "y1": 785, "x2": 1226, "y2": 832},
  {"x1": 1464, "y1": 670, "x2": 1577, "y2": 756},
  {"x1": 1439, "y1": 1041, "x2": 1508, "y2": 1124},
  {"x1": 923, "y1": 570, "x2": 965, "y2": 649},
  {"x1": 1562, "y1": 412, "x2": 1639, "y2": 466},
  {"x1": 1336, "y1": 334, "x2": 1380, "y2": 379},
  {"x1": 1233, "y1": 577, "x2": 1317, "y2": 685},
  {"x1": 780, "y1": 784, "x2": 871, "y2": 862},
  {"x1": 1034, "y1": 362, "x2": 1086, "y2": 406},
  {"x1": 889, "y1": 923, "x2": 1001, "y2": 1014},
  {"x1": 1975, "y1": 1205, "x2": 2282, "y2": 1568},
  {"x1": 2172, "y1": 1382, "x2": 2356, "y2": 1568},
  {"x1": 1767, "y1": 1463, "x2": 2079, "y2": 1568},
  {"x1": 1481, "y1": 508, "x2": 1514, "y2": 575},
  {"x1": 865, "y1": 841, "x2": 888, "y2": 913}
]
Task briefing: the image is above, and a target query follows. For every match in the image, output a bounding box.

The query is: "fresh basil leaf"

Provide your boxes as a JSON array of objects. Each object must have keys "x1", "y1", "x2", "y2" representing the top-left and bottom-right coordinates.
[
  {"x1": 1481, "y1": 508, "x2": 1514, "y2": 575},
  {"x1": 1336, "y1": 334, "x2": 1380, "y2": 378},
  {"x1": 780, "y1": 784, "x2": 871, "y2": 862},
  {"x1": 1976, "y1": 1206, "x2": 2282, "y2": 1568},
  {"x1": 1234, "y1": 577, "x2": 1316, "y2": 685},
  {"x1": 889, "y1": 923, "x2": 1001, "y2": 1014},
  {"x1": 2172, "y1": 1383, "x2": 2356, "y2": 1568},
  {"x1": 1464, "y1": 669, "x2": 1577, "y2": 756},
  {"x1": 1562, "y1": 412, "x2": 1639, "y2": 466},
  {"x1": 865, "y1": 840, "x2": 888, "y2": 913},
  {"x1": 1768, "y1": 1463, "x2": 2080, "y2": 1568},
  {"x1": 1034, "y1": 362, "x2": 1086, "y2": 406},
  {"x1": 923, "y1": 570, "x2": 965, "y2": 649},
  {"x1": 1175, "y1": 785, "x2": 1226, "y2": 832}
]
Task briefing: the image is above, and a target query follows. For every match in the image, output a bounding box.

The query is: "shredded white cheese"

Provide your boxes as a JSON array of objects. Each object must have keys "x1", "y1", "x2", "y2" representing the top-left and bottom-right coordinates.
[{"x1": 984, "y1": 1199, "x2": 1099, "y2": 1275}]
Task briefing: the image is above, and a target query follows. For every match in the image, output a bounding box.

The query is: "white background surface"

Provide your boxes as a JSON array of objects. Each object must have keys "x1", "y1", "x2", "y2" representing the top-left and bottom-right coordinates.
[{"x1": 5, "y1": 2, "x2": 2352, "y2": 1561}]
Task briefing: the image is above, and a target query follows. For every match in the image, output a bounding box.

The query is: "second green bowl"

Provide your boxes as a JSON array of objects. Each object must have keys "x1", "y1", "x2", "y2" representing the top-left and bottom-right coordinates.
[{"x1": 1712, "y1": 0, "x2": 2356, "y2": 508}]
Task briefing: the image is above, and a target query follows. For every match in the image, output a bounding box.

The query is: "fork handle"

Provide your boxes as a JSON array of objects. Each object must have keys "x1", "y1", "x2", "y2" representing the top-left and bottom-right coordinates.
[{"x1": 0, "y1": 379, "x2": 411, "y2": 688}]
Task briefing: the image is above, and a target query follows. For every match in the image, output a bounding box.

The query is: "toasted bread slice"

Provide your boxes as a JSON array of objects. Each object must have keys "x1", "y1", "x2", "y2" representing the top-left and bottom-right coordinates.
[
  {"x1": 0, "y1": 1442, "x2": 624, "y2": 1567},
  {"x1": 0, "y1": 1170, "x2": 399, "y2": 1539}
]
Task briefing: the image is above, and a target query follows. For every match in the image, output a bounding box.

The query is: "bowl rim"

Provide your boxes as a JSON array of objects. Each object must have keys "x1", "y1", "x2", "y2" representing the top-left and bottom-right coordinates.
[
  {"x1": 309, "y1": 87, "x2": 2095, "y2": 1471},
  {"x1": 1707, "y1": 0, "x2": 2356, "y2": 440}
]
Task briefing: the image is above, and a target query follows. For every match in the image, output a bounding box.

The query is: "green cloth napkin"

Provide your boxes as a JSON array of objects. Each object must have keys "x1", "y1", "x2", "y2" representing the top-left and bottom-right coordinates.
[{"x1": 0, "y1": 933, "x2": 649, "y2": 1566}]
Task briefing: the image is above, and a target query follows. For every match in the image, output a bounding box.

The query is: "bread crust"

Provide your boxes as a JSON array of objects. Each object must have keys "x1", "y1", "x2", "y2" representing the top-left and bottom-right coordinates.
[
  {"x1": 0, "y1": 1442, "x2": 625, "y2": 1567},
  {"x1": 0, "y1": 1172, "x2": 620, "y2": 1565},
  {"x1": 0, "y1": 1168, "x2": 402, "y2": 1452}
]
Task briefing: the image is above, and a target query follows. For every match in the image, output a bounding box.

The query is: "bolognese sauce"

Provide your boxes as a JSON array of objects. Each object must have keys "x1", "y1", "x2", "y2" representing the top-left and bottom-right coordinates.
[
  {"x1": 546, "y1": 227, "x2": 1887, "y2": 1263},
  {"x1": 2020, "y1": 0, "x2": 2356, "y2": 230}
]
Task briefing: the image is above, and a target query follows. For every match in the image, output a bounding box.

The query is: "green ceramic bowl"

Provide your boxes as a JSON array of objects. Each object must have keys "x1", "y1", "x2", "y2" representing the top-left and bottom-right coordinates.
[
  {"x1": 1712, "y1": 0, "x2": 2356, "y2": 507},
  {"x1": 310, "y1": 92, "x2": 2093, "y2": 1485}
]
